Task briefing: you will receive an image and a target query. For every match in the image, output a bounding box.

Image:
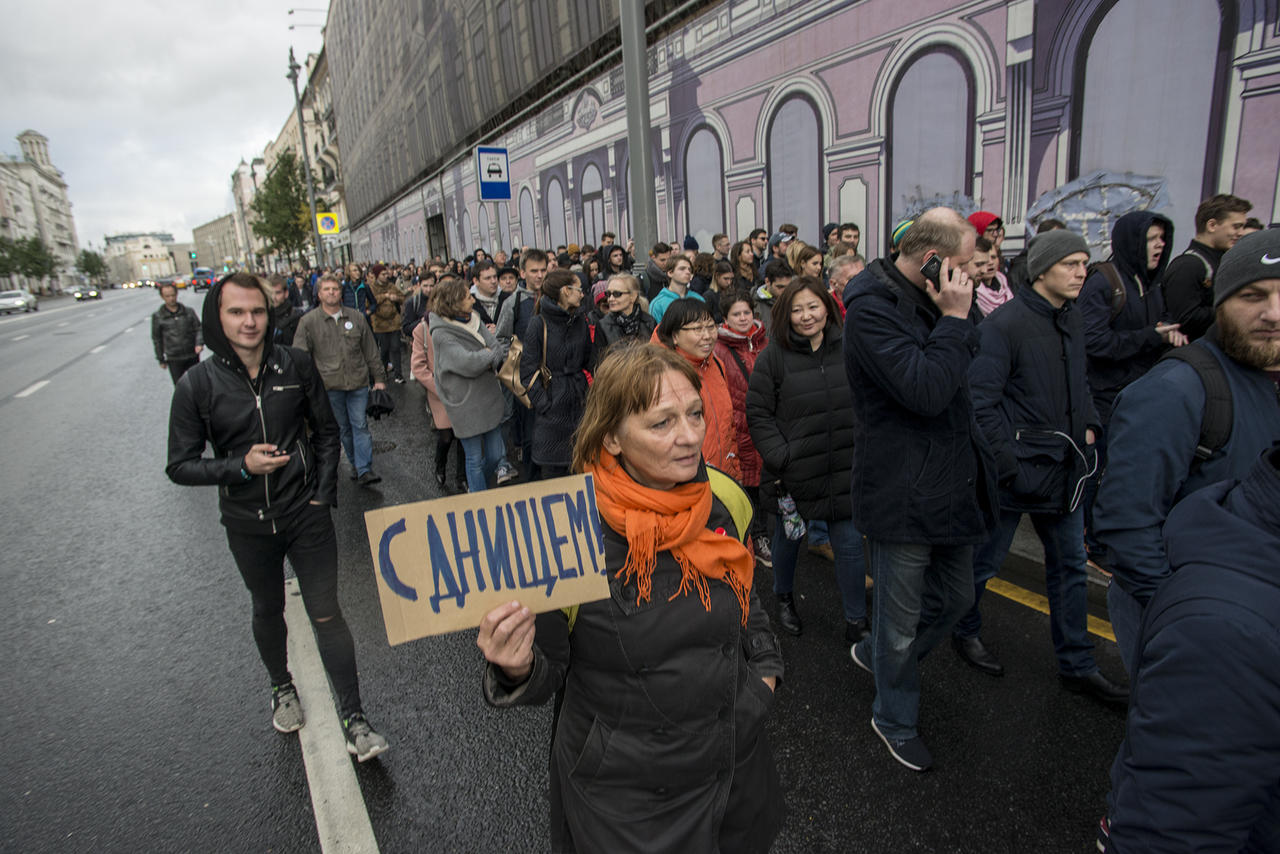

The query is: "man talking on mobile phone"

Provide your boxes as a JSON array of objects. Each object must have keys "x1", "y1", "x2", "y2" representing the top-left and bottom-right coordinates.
[
  {"x1": 841, "y1": 207, "x2": 999, "y2": 772},
  {"x1": 165, "y1": 273, "x2": 389, "y2": 761}
]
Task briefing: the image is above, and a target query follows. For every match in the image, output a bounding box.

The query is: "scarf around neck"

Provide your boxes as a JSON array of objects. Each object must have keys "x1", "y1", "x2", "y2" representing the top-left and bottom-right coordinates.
[
  {"x1": 616, "y1": 306, "x2": 643, "y2": 337},
  {"x1": 442, "y1": 310, "x2": 486, "y2": 345},
  {"x1": 586, "y1": 451, "x2": 753, "y2": 624}
]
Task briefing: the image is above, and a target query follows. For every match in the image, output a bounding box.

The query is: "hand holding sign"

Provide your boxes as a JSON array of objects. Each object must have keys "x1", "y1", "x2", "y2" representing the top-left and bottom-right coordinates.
[{"x1": 477, "y1": 601, "x2": 536, "y2": 681}]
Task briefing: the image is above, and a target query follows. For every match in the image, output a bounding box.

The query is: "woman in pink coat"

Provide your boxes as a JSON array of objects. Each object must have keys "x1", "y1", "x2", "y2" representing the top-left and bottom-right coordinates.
[{"x1": 411, "y1": 320, "x2": 463, "y2": 490}]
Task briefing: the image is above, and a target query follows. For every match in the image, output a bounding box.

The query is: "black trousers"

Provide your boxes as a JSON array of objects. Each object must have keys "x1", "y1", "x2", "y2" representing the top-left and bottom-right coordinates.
[
  {"x1": 167, "y1": 357, "x2": 198, "y2": 385},
  {"x1": 374, "y1": 331, "x2": 402, "y2": 379},
  {"x1": 225, "y1": 502, "x2": 363, "y2": 718}
]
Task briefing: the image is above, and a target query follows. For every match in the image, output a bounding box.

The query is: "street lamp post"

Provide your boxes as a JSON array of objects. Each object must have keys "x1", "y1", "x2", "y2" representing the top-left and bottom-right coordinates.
[{"x1": 287, "y1": 47, "x2": 325, "y2": 269}]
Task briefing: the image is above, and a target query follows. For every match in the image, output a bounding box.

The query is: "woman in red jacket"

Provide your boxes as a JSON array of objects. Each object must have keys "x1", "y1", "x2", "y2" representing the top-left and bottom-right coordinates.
[
  {"x1": 652, "y1": 298, "x2": 740, "y2": 480},
  {"x1": 714, "y1": 289, "x2": 771, "y2": 564}
]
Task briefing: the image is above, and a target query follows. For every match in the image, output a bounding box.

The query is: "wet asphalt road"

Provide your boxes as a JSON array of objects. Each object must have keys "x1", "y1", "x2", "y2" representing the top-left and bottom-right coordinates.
[{"x1": 0, "y1": 288, "x2": 1126, "y2": 853}]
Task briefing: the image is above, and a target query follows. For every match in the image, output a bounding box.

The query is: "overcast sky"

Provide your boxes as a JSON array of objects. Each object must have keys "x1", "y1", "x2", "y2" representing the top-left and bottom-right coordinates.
[{"x1": 0, "y1": 0, "x2": 327, "y2": 250}]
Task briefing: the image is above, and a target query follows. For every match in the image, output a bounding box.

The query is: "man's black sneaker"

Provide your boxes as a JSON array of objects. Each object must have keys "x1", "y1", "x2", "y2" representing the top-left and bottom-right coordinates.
[
  {"x1": 1061, "y1": 670, "x2": 1129, "y2": 706},
  {"x1": 952, "y1": 634, "x2": 1005, "y2": 677},
  {"x1": 343, "y1": 712, "x2": 389, "y2": 762},
  {"x1": 871, "y1": 718, "x2": 933, "y2": 771},
  {"x1": 271, "y1": 683, "x2": 304, "y2": 733},
  {"x1": 845, "y1": 618, "x2": 870, "y2": 644},
  {"x1": 850, "y1": 638, "x2": 873, "y2": 674},
  {"x1": 357, "y1": 471, "x2": 382, "y2": 487}
]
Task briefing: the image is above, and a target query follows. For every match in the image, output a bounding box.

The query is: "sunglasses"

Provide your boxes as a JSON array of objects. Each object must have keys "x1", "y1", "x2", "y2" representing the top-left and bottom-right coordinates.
[{"x1": 605, "y1": 290, "x2": 631, "y2": 299}]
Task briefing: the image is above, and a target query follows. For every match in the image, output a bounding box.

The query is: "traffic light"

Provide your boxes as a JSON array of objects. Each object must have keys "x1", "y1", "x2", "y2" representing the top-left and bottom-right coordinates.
[{"x1": 189, "y1": 251, "x2": 197, "y2": 261}]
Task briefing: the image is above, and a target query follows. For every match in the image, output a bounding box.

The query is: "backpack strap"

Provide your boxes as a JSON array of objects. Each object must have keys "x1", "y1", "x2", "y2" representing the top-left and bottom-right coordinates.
[
  {"x1": 1158, "y1": 342, "x2": 1234, "y2": 467},
  {"x1": 723, "y1": 344, "x2": 750, "y2": 383},
  {"x1": 1094, "y1": 262, "x2": 1127, "y2": 321},
  {"x1": 1182, "y1": 247, "x2": 1215, "y2": 286},
  {"x1": 707, "y1": 466, "x2": 753, "y2": 543}
]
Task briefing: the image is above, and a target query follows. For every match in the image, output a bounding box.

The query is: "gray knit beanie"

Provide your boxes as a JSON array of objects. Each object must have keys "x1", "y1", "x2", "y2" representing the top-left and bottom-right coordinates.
[
  {"x1": 1214, "y1": 229, "x2": 1280, "y2": 306},
  {"x1": 1027, "y1": 230, "x2": 1091, "y2": 282}
]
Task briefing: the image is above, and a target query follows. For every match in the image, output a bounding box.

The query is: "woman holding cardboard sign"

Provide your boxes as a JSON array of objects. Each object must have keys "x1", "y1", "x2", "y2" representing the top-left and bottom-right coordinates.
[{"x1": 478, "y1": 343, "x2": 784, "y2": 854}]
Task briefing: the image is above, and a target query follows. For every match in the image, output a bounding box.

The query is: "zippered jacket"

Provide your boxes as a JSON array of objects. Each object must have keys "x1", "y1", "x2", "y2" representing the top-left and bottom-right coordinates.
[
  {"x1": 165, "y1": 277, "x2": 340, "y2": 534},
  {"x1": 151, "y1": 303, "x2": 202, "y2": 361}
]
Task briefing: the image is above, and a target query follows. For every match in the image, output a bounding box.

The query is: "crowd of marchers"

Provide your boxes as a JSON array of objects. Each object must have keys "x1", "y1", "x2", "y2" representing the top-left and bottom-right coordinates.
[{"x1": 158, "y1": 198, "x2": 1280, "y2": 852}]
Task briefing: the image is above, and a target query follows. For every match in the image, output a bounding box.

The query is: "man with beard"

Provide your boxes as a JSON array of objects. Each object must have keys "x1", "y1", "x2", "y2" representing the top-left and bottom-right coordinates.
[{"x1": 1095, "y1": 229, "x2": 1280, "y2": 672}]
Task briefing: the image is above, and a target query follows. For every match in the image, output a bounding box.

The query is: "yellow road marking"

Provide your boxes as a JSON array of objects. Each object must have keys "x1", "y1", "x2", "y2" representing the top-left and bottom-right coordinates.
[{"x1": 987, "y1": 577, "x2": 1116, "y2": 642}]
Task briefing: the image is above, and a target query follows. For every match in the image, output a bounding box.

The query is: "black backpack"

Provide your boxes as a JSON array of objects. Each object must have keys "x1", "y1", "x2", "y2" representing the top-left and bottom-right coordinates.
[
  {"x1": 1157, "y1": 340, "x2": 1233, "y2": 469},
  {"x1": 1087, "y1": 261, "x2": 1128, "y2": 321}
]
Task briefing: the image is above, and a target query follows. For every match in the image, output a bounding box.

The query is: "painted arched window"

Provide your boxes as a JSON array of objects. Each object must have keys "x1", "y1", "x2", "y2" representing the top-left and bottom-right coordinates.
[
  {"x1": 684, "y1": 127, "x2": 725, "y2": 252},
  {"x1": 767, "y1": 97, "x2": 821, "y2": 246},
  {"x1": 460, "y1": 209, "x2": 472, "y2": 254},
  {"x1": 446, "y1": 216, "x2": 457, "y2": 258},
  {"x1": 519, "y1": 188, "x2": 536, "y2": 250},
  {"x1": 477, "y1": 204, "x2": 490, "y2": 252},
  {"x1": 1074, "y1": 0, "x2": 1224, "y2": 233},
  {"x1": 498, "y1": 201, "x2": 512, "y2": 254},
  {"x1": 545, "y1": 177, "x2": 567, "y2": 248},
  {"x1": 581, "y1": 164, "x2": 604, "y2": 247},
  {"x1": 887, "y1": 49, "x2": 974, "y2": 232}
]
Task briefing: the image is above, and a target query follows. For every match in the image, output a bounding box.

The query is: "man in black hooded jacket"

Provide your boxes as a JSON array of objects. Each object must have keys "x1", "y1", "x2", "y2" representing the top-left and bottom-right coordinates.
[
  {"x1": 165, "y1": 272, "x2": 389, "y2": 762},
  {"x1": 1076, "y1": 210, "x2": 1187, "y2": 563}
]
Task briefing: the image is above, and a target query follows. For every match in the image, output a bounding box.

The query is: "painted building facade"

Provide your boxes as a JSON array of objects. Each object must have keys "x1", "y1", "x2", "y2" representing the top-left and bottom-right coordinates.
[
  {"x1": 335, "y1": 0, "x2": 1280, "y2": 263},
  {"x1": 0, "y1": 130, "x2": 81, "y2": 291}
]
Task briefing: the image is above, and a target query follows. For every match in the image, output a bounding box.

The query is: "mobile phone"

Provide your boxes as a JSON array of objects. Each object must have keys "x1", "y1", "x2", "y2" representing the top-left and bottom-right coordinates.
[
  {"x1": 920, "y1": 255, "x2": 942, "y2": 290},
  {"x1": 269, "y1": 447, "x2": 290, "y2": 457}
]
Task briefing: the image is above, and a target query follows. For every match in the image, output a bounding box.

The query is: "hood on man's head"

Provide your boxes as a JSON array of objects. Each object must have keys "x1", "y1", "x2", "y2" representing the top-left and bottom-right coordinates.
[
  {"x1": 201, "y1": 273, "x2": 275, "y2": 374},
  {"x1": 822, "y1": 222, "x2": 840, "y2": 244},
  {"x1": 1109, "y1": 209, "x2": 1174, "y2": 285}
]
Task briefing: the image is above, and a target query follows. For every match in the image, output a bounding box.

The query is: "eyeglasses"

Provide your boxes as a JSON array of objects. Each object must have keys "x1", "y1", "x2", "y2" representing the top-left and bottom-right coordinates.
[
  {"x1": 680, "y1": 323, "x2": 717, "y2": 335},
  {"x1": 564, "y1": 284, "x2": 583, "y2": 292},
  {"x1": 605, "y1": 290, "x2": 631, "y2": 299}
]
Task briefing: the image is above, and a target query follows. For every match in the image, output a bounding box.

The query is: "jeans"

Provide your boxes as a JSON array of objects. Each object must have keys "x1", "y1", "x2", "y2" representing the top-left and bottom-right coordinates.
[
  {"x1": 866, "y1": 539, "x2": 974, "y2": 740},
  {"x1": 374, "y1": 331, "x2": 402, "y2": 379},
  {"x1": 327, "y1": 387, "x2": 373, "y2": 475},
  {"x1": 808, "y1": 519, "x2": 830, "y2": 547},
  {"x1": 225, "y1": 502, "x2": 363, "y2": 718},
  {"x1": 955, "y1": 507, "x2": 1096, "y2": 676},
  {"x1": 772, "y1": 517, "x2": 866, "y2": 622},
  {"x1": 1107, "y1": 581, "x2": 1144, "y2": 677},
  {"x1": 459, "y1": 426, "x2": 507, "y2": 493}
]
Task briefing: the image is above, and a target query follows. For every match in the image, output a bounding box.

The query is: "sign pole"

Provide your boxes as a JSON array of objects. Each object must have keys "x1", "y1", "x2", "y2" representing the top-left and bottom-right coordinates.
[
  {"x1": 620, "y1": 0, "x2": 657, "y2": 277},
  {"x1": 288, "y1": 47, "x2": 326, "y2": 269}
]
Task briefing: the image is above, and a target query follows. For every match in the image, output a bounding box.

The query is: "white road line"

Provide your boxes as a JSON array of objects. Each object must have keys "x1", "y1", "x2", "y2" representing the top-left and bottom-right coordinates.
[
  {"x1": 12, "y1": 334, "x2": 29, "y2": 341},
  {"x1": 57, "y1": 322, "x2": 69, "y2": 327},
  {"x1": 90, "y1": 344, "x2": 107, "y2": 354},
  {"x1": 283, "y1": 578, "x2": 381, "y2": 854},
  {"x1": 15, "y1": 380, "x2": 50, "y2": 398},
  {"x1": 124, "y1": 327, "x2": 134, "y2": 333}
]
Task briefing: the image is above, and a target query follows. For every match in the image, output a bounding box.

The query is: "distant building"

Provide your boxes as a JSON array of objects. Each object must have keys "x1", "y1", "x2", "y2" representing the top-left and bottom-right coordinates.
[
  {"x1": 0, "y1": 130, "x2": 80, "y2": 292},
  {"x1": 231, "y1": 157, "x2": 267, "y2": 269},
  {"x1": 303, "y1": 47, "x2": 350, "y2": 265},
  {"x1": 193, "y1": 213, "x2": 239, "y2": 272},
  {"x1": 169, "y1": 243, "x2": 196, "y2": 277},
  {"x1": 104, "y1": 232, "x2": 176, "y2": 284}
]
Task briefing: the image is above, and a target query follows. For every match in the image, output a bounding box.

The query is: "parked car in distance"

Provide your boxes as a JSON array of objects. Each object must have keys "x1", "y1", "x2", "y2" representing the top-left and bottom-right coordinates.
[
  {"x1": 0, "y1": 289, "x2": 38, "y2": 313},
  {"x1": 73, "y1": 284, "x2": 102, "y2": 301},
  {"x1": 191, "y1": 267, "x2": 216, "y2": 291}
]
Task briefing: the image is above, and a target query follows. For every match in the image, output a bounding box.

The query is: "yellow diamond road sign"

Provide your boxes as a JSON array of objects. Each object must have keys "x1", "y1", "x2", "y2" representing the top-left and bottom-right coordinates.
[{"x1": 317, "y1": 213, "x2": 340, "y2": 234}]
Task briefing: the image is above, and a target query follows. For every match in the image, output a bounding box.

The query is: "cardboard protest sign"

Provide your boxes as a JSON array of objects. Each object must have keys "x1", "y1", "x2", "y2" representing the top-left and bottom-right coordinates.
[{"x1": 364, "y1": 474, "x2": 610, "y2": 645}]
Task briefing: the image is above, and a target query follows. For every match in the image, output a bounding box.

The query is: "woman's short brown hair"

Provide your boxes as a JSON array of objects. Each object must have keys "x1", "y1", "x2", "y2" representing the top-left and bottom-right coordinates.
[
  {"x1": 788, "y1": 243, "x2": 820, "y2": 276},
  {"x1": 430, "y1": 276, "x2": 470, "y2": 318},
  {"x1": 771, "y1": 275, "x2": 839, "y2": 351},
  {"x1": 571, "y1": 343, "x2": 701, "y2": 472}
]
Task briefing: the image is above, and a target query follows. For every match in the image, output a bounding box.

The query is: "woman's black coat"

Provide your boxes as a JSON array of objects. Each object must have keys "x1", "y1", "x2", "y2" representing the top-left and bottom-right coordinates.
[{"x1": 520, "y1": 298, "x2": 593, "y2": 467}]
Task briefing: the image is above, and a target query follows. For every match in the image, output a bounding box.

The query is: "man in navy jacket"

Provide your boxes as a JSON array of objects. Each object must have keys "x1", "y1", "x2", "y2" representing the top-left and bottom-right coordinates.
[
  {"x1": 843, "y1": 207, "x2": 998, "y2": 772},
  {"x1": 1101, "y1": 442, "x2": 1280, "y2": 853},
  {"x1": 1097, "y1": 228, "x2": 1280, "y2": 671},
  {"x1": 960, "y1": 230, "x2": 1127, "y2": 704}
]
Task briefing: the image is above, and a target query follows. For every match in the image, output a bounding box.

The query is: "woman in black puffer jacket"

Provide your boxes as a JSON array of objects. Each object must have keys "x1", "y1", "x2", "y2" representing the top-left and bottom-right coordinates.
[
  {"x1": 746, "y1": 276, "x2": 868, "y2": 642},
  {"x1": 520, "y1": 269, "x2": 593, "y2": 478}
]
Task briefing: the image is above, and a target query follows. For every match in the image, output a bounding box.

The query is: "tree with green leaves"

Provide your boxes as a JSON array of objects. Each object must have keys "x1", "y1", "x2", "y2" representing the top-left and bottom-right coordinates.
[
  {"x1": 76, "y1": 249, "x2": 108, "y2": 281},
  {"x1": 0, "y1": 237, "x2": 18, "y2": 281},
  {"x1": 249, "y1": 149, "x2": 327, "y2": 266}
]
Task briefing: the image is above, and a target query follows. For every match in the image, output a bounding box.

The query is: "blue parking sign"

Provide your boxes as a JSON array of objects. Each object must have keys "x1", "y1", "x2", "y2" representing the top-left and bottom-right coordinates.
[{"x1": 476, "y1": 146, "x2": 511, "y2": 201}]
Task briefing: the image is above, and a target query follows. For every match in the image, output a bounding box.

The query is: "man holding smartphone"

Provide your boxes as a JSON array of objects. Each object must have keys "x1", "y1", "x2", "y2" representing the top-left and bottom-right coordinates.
[
  {"x1": 166, "y1": 273, "x2": 389, "y2": 761},
  {"x1": 842, "y1": 207, "x2": 999, "y2": 771}
]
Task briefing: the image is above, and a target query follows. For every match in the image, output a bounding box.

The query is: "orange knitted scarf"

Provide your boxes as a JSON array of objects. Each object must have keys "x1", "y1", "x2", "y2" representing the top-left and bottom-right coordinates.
[{"x1": 586, "y1": 451, "x2": 754, "y2": 625}]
